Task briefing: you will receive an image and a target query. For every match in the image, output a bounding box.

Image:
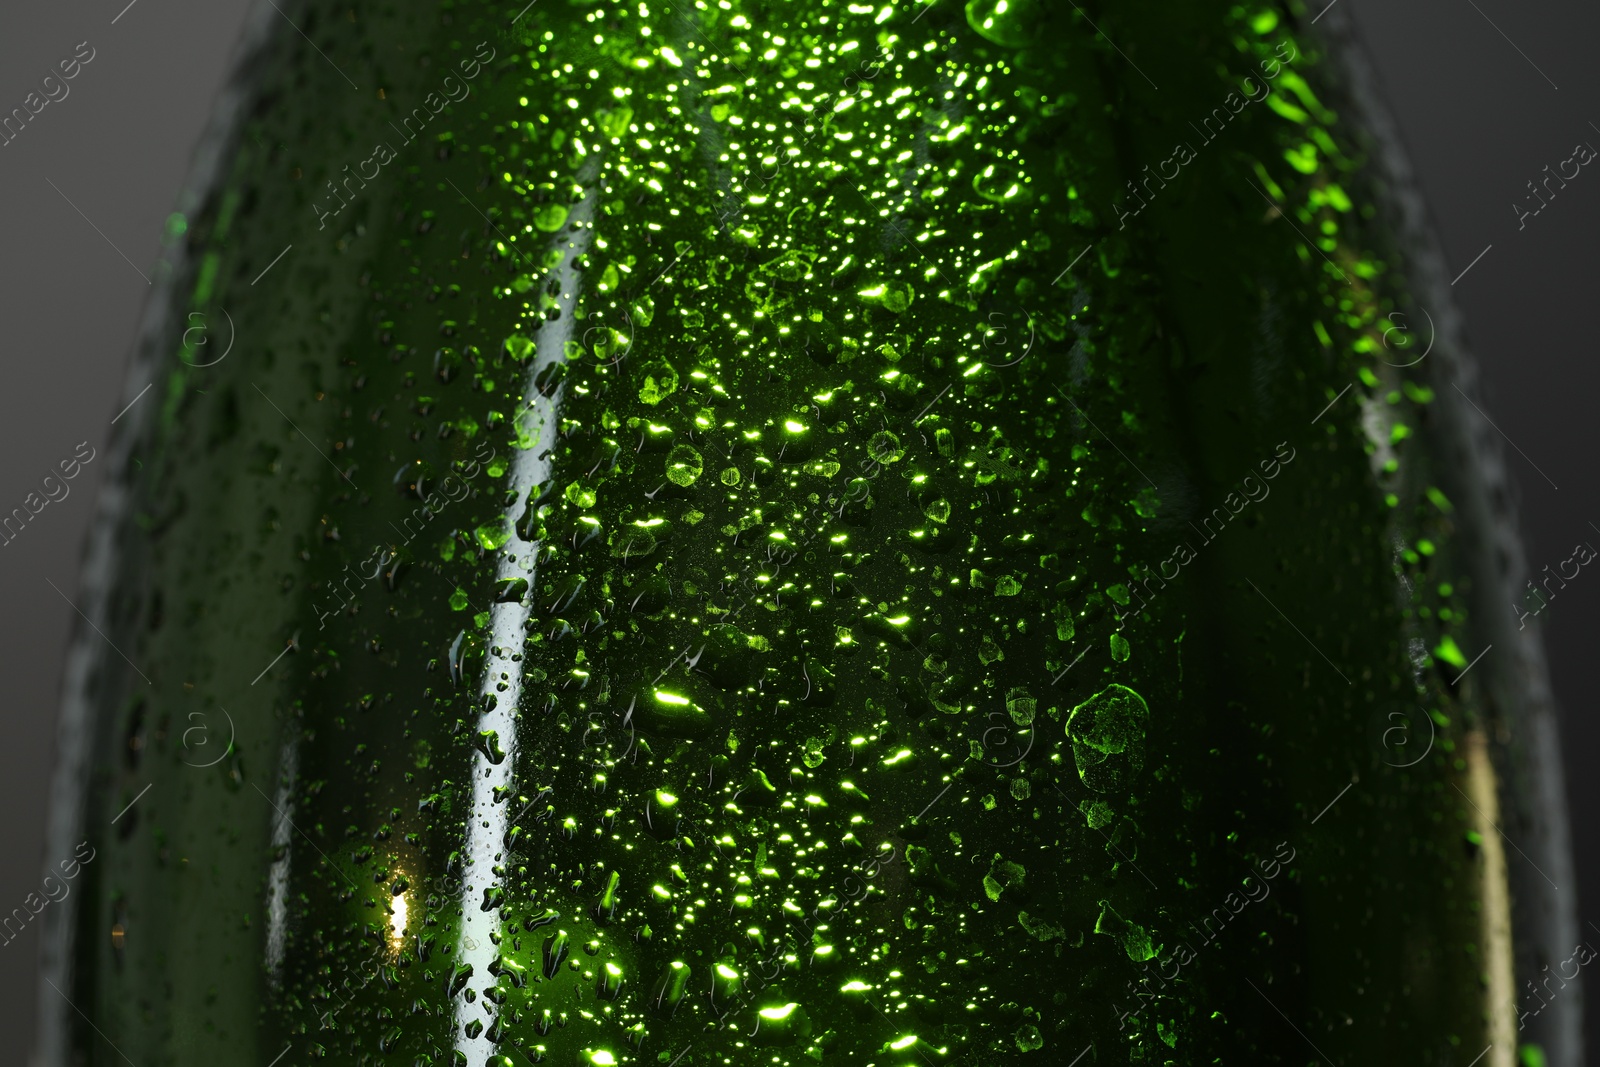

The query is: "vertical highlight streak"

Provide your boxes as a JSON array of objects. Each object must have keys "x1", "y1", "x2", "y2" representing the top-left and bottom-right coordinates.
[
  {"x1": 264, "y1": 741, "x2": 298, "y2": 984},
  {"x1": 454, "y1": 180, "x2": 599, "y2": 1065},
  {"x1": 1464, "y1": 730, "x2": 1516, "y2": 1067}
]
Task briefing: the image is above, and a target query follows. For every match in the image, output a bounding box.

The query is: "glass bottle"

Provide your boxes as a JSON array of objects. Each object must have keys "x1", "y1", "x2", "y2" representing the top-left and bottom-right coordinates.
[{"x1": 37, "y1": 1, "x2": 1578, "y2": 1065}]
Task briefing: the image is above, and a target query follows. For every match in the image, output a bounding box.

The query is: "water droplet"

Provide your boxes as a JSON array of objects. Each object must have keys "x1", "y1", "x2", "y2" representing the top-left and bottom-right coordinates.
[
  {"x1": 973, "y1": 161, "x2": 1032, "y2": 205},
  {"x1": 1080, "y1": 798, "x2": 1113, "y2": 828},
  {"x1": 543, "y1": 928, "x2": 570, "y2": 977},
  {"x1": 856, "y1": 279, "x2": 914, "y2": 313},
  {"x1": 649, "y1": 960, "x2": 691, "y2": 1014},
  {"x1": 611, "y1": 525, "x2": 658, "y2": 562},
  {"x1": 446, "y1": 629, "x2": 467, "y2": 684},
  {"x1": 1006, "y1": 687, "x2": 1036, "y2": 725},
  {"x1": 1053, "y1": 603, "x2": 1075, "y2": 641},
  {"x1": 752, "y1": 1001, "x2": 811, "y2": 1044},
  {"x1": 503, "y1": 333, "x2": 535, "y2": 363},
  {"x1": 982, "y1": 855, "x2": 1025, "y2": 901},
  {"x1": 636, "y1": 688, "x2": 713, "y2": 738},
  {"x1": 965, "y1": 0, "x2": 1038, "y2": 47},
  {"x1": 867, "y1": 430, "x2": 903, "y2": 464},
  {"x1": 475, "y1": 520, "x2": 512, "y2": 551},
  {"x1": 630, "y1": 292, "x2": 655, "y2": 326},
  {"x1": 495, "y1": 577, "x2": 529, "y2": 603},
  {"x1": 666, "y1": 443, "x2": 704, "y2": 487},
  {"x1": 1067, "y1": 684, "x2": 1149, "y2": 793},
  {"x1": 1095, "y1": 900, "x2": 1158, "y2": 962},
  {"x1": 534, "y1": 203, "x2": 569, "y2": 232},
  {"x1": 638, "y1": 360, "x2": 678, "y2": 405},
  {"x1": 476, "y1": 729, "x2": 506, "y2": 765}
]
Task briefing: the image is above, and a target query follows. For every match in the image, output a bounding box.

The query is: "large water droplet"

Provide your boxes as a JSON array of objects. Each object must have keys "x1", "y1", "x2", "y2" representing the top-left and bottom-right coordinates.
[
  {"x1": 666, "y1": 443, "x2": 704, "y2": 487},
  {"x1": 475, "y1": 520, "x2": 512, "y2": 551},
  {"x1": 534, "y1": 203, "x2": 570, "y2": 232},
  {"x1": 543, "y1": 928, "x2": 570, "y2": 977},
  {"x1": 638, "y1": 360, "x2": 678, "y2": 405},
  {"x1": 973, "y1": 161, "x2": 1032, "y2": 205},
  {"x1": 1094, "y1": 899, "x2": 1159, "y2": 962},
  {"x1": 611, "y1": 525, "x2": 658, "y2": 563},
  {"x1": 1067, "y1": 683, "x2": 1149, "y2": 792},
  {"x1": 476, "y1": 729, "x2": 506, "y2": 765},
  {"x1": 965, "y1": 0, "x2": 1039, "y2": 47},
  {"x1": 867, "y1": 431, "x2": 903, "y2": 465},
  {"x1": 1006, "y1": 687, "x2": 1036, "y2": 725}
]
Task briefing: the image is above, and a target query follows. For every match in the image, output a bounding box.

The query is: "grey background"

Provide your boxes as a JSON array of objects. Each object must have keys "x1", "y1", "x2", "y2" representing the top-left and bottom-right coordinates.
[
  {"x1": 2, "y1": 0, "x2": 1596, "y2": 1061},
  {"x1": 0, "y1": 1, "x2": 259, "y2": 1062}
]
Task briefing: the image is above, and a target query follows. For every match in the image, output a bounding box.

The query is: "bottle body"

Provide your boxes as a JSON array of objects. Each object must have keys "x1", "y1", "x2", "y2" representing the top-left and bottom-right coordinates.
[{"x1": 39, "y1": 1, "x2": 1573, "y2": 1065}]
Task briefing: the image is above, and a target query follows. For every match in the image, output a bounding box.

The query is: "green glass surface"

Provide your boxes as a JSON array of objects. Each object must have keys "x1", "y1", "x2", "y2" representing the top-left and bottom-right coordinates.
[{"x1": 46, "y1": 1, "x2": 1539, "y2": 1064}]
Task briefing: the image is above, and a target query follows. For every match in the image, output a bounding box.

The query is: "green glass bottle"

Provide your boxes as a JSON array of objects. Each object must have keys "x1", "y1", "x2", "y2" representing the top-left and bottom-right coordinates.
[{"x1": 38, "y1": 1, "x2": 1578, "y2": 1065}]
